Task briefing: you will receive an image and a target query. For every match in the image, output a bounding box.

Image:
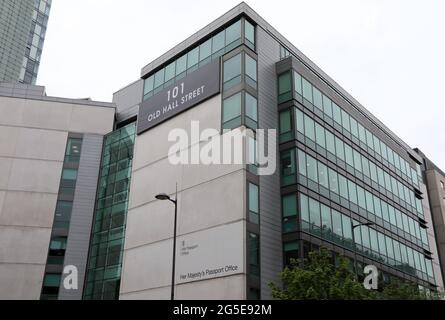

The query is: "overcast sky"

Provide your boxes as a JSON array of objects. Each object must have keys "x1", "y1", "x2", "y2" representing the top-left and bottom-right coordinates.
[{"x1": 37, "y1": 0, "x2": 445, "y2": 169}]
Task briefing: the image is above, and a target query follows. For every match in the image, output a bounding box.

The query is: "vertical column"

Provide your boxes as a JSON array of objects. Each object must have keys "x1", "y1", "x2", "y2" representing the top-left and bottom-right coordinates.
[{"x1": 58, "y1": 134, "x2": 104, "y2": 300}]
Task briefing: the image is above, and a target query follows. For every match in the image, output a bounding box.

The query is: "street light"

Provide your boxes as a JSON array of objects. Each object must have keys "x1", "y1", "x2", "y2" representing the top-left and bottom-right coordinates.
[
  {"x1": 155, "y1": 186, "x2": 178, "y2": 300},
  {"x1": 351, "y1": 221, "x2": 374, "y2": 279}
]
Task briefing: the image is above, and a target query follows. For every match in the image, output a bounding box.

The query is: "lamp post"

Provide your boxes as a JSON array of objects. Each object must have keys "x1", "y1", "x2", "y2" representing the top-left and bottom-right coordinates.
[
  {"x1": 351, "y1": 221, "x2": 374, "y2": 279},
  {"x1": 155, "y1": 185, "x2": 178, "y2": 301}
]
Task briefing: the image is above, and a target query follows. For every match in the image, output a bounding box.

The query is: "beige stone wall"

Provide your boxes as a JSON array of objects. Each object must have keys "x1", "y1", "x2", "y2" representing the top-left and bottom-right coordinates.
[
  {"x1": 120, "y1": 95, "x2": 249, "y2": 300},
  {"x1": 0, "y1": 96, "x2": 114, "y2": 299}
]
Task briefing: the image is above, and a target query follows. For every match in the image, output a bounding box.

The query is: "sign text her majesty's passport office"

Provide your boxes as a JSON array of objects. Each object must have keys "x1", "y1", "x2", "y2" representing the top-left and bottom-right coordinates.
[{"x1": 137, "y1": 59, "x2": 221, "y2": 135}]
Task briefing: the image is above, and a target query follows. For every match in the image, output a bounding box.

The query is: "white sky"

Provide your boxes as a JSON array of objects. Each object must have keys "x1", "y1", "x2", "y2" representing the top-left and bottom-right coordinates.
[{"x1": 37, "y1": 0, "x2": 445, "y2": 169}]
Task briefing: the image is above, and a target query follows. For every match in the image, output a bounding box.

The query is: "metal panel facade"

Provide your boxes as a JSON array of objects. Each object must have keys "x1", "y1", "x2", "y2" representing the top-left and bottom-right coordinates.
[{"x1": 58, "y1": 134, "x2": 104, "y2": 300}]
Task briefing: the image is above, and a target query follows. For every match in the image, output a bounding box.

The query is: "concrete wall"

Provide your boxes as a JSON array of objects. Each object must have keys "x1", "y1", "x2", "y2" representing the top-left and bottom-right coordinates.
[
  {"x1": 0, "y1": 96, "x2": 114, "y2": 299},
  {"x1": 120, "y1": 94, "x2": 249, "y2": 300}
]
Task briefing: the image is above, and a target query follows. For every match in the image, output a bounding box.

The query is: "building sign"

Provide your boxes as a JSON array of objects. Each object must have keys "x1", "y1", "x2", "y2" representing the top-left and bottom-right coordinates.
[
  {"x1": 176, "y1": 222, "x2": 244, "y2": 284},
  {"x1": 137, "y1": 59, "x2": 221, "y2": 135}
]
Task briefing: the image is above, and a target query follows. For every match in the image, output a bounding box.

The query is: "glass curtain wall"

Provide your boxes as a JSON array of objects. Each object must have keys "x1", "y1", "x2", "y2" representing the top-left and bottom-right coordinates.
[{"x1": 83, "y1": 122, "x2": 136, "y2": 300}]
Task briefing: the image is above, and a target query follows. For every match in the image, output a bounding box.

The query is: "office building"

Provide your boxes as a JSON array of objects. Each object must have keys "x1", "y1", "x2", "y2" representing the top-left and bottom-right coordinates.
[
  {"x1": 0, "y1": 82, "x2": 115, "y2": 299},
  {"x1": 0, "y1": 0, "x2": 51, "y2": 84},
  {"x1": 0, "y1": 2, "x2": 443, "y2": 300}
]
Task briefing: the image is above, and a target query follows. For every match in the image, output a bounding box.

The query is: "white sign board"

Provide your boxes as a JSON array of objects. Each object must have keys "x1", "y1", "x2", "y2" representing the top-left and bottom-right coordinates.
[{"x1": 175, "y1": 221, "x2": 244, "y2": 284}]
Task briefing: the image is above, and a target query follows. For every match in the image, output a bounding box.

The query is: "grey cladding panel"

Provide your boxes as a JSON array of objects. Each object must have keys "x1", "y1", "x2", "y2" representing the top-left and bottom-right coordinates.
[
  {"x1": 257, "y1": 27, "x2": 283, "y2": 299},
  {"x1": 58, "y1": 134, "x2": 104, "y2": 300}
]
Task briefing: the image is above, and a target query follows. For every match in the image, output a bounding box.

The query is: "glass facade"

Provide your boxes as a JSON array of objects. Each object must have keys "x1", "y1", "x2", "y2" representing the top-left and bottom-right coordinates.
[
  {"x1": 41, "y1": 136, "x2": 82, "y2": 300},
  {"x1": 278, "y1": 70, "x2": 422, "y2": 191},
  {"x1": 83, "y1": 122, "x2": 136, "y2": 300},
  {"x1": 278, "y1": 61, "x2": 435, "y2": 288},
  {"x1": 143, "y1": 18, "x2": 255, "y2": 101},
  {"x1": 19, "y1": 0, "x2": 51, "y2": 84}
]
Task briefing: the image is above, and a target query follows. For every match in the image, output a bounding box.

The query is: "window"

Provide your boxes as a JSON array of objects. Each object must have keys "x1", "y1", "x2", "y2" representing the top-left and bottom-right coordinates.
[
  {"x1": 332, "y1": 210, "x2": 343, "y2": 241},
  {"x1": 300, "y1": 194, "x2": 310, "y2": 228},
  {"x1": 348, "y1": 180, "x2": 357, "y2": 205},
  {"x1": 321, "y1": 204, "x2": 332, "y2": 238},
  {"x1": 43, "y1": 274, "x2": 61, "y2": 288},
  {"x1": 245, "y1": 54, "x2": 257, "y2": 88},
  {"x1": 304, "y1": 114, "x2": 315, "y2": 141},
  {"x1": 326, "y1": 130, "x2": 336, "y2": 155},
  {"x1": 296, "y1": 109, "x2": 304, "y2": 134},
  {"x1": 284, "y1": 242, "x2": 299, "y2": 266},
  {"x1": 142, "y1": 19, "x2": 251, "y2": 101},
  {"x1": 302, "y1": 78, "x2": 313, "y2": 103},
  {"x1": 362, "y1": 157, "x2": 370, "y2": 178},
  {"x1": 322, "y1": 95, "x2": 332, "y2": 118},
  {"x1": 54, "y1": 201, "x2": 72, "y2": 228},
  {"x1": 298, "y1": 149, "x2": 306, "y2": 177},
  {"x1": 62, "y1": 168, "x2": 77, "y2": 181},
  {"x1": 335, "y1": 137, "x2": 345, "y2": 161},
  {"x1": 365, "y1": 191, "x2": 374, "y2": 215},
  {"x1": 378, "y1": 233, "x2": 387, "y2": 257},
  {"x1": 245, "y1": 20, "x2": 255, "y2": 49},
  {"x1": 345, "y1": 144, "x2": 354, "y2": 167},
  {"x1": 350, "y1": 117, "x2": 359, "y2": 138},
  {"x1": 332, "y1": 103, "x2": 342, "y2": 125},
  {"x1": 281, "y1": 149, "x2": 296, "y2": 186},
  {"x1": 248, "y1": 183, "x2": 259, "y2": 224},
  {"x1": 357, "y1": 186, "x2": 366, "y2": 209},
  {"x1": 338, "y1": 175, "x2": 348, "y2": 200},
  {"x1": 187, "y1": 47, "x2": 199, "y2": 72},
  {"x1": 369, "y1": 228, "x2": 379, "y2": 253},
  {"x1": 385, "y1": 236, "x2": 395, "y2": 260},
  {"x1": 65, "y1": 138, "x2": 82, "y2": 163},
  {"x1": 199, "y1": 39, "x2": 212, "y2": 65},
  {"x1": 278, "y1": 72, "x2": 292, "y2": 103},
  {"x1": 223, "y1": 54, "x2": 241, "y2": 90},
  {"x1": 154, "y1": 68, "x2": 164, "y2": 91},
  {"x1": 50, "y1": 237, "x2": 67, "y2": 251},
  {"x1": 222, "y1": 92, "x2": 242, "y2": 129},
  {"x1": 176, "y1": 54, "x2": 187, "y2": 77},
  {"x1": 365, "y1": 130, "x2": 374, "y2": 150},
  {"x1": 353, "y1": 150, "x2": 362, "y2": 172},
  {"x1": 294, "y1": 72, "x2": 302, "y2": 96},
  {"x1": 342, "y1": 215, "x2": 353, "y2": 247},
  {"x1": 306, "y1": 154, "x2": 318, "y2": 183},
  {"x1": 165, "y1": 61, "x2": 176, "y2": 84},
  {"x1": 315, "y1": 123, "x2": 325, "y2": 148},
  {"x1": 373, "y1": 196, "x2": 382, "y2": 218},
  {"x1": 245, "y1": 92, "x2": 258, "y2": 129},
  {"x1": 441, "y1": 181, "x2": 444, "y2": 190},
  {"x1": 279, "y1": 110, "x2": 293, "y2": 142},
  {"x1": 280, "y1": 46, "x2": 291, "y2": 60},
  {"x1": 225, "y1": 20, "x2": 242, "y2": 50},
  {"x1": 381, "y1": 202, "x2": 389, "y2": 222},
  {"x1": 248, "y1": 233, "x2": 260, "y2": 277},
  {"x1": 353, "y1": 220, "x2": 362, "y2": 248},
  {"x1": 282, "y1": 195, "x2": 297, "y2": 233},
  {"x1": 313, "y1": 87, "x2": 323, "y2": 110},
  {"x1": 318, "y1": 162, "x2": 329, "y2": 189},
  {"x1": 212, "y1": 30, "x2": 225, "y2": 56},
  {"x1": 341, "y1": 110, "x2": 350, "y2": 132},
  {"x1": 361, "y1": 226, "x2": 370, "y2": 249},
  {"x1": 309, "y1": 198, "x2": 321, "y2": 232},
  {"x1": 358, "y1": 124, "x2": 366, "y2": 144},
  {"x1": 328, "y1": 168, "x2": 339, "y2": 194}
]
